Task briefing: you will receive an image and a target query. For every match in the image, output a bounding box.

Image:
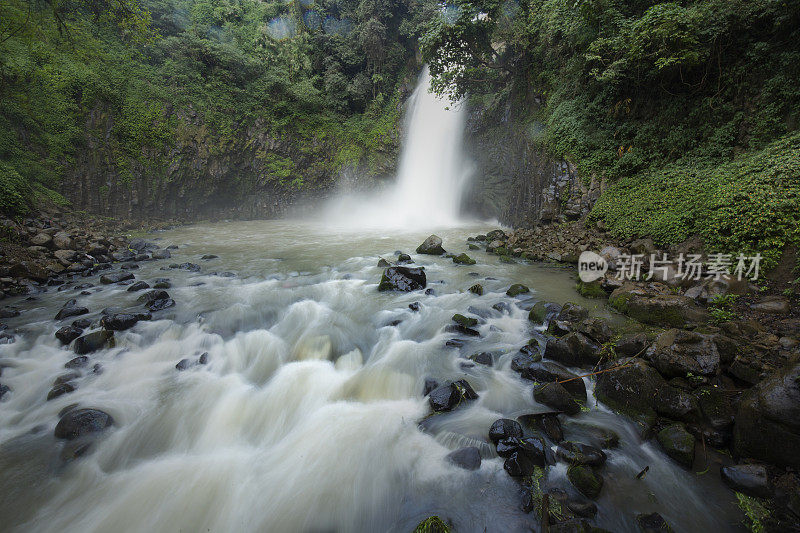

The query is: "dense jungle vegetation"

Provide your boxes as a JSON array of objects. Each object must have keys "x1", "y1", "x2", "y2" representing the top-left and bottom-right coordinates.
[
  {"x1": 0, "y1": 0, "x2": 435, "y2": 214},
  {"x1": 422, "y1": 0, "x2": 800, "y2": 268}
]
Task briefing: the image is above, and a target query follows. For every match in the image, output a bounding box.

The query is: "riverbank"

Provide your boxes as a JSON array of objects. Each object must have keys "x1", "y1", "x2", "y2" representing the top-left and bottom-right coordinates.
[{"x1": 466, "y1": 226, "x2": 800, "y2": 531}]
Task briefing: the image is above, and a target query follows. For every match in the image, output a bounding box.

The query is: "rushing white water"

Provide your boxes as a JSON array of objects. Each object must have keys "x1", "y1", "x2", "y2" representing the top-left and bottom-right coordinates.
[
  {"x1": 0, "y1": 221, "x2": 744, "y2": 532},
  {"x1": 322, "y1": 67, "x2": 472, "y2": 229}
]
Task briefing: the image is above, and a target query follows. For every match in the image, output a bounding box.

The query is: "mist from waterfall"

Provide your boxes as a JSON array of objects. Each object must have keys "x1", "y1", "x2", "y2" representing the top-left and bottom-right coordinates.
[{"x1": 321, "y1": 67, "x2": 471, "y2": 230}]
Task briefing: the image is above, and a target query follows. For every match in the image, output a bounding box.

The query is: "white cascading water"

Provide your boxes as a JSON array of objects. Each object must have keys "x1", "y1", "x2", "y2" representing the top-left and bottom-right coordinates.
[{"x1": 322, "y1": 67, "x2": 471, "y2": 229}]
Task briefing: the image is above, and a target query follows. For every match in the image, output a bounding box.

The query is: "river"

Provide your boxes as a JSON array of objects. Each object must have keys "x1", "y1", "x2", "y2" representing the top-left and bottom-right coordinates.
[{"x1": 0, "y1": 220, "x2": 743, "y2": 532}]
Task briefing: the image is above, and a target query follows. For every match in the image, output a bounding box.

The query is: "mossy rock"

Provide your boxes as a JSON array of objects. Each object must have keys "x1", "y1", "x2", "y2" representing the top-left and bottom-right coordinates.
[
  {"x1": 494, "y1": 246, "x2": 509, "y2": 256},
  {"x1": 452, "y1": 253, "x2": 476, "y2": 265},
  {"x1": 529, "y1": 301, "x2": 549, "y2": 323},
  {"x1": 452, "y1": 313, "x2": 478, "y2": 328},
  {"x1": 657, "y1": 424, "x2": 696, "y2": 467},
  {"x1": 506, "y1": 284, "x2": 530, "y2": 297},
  {"x1": 468, "y1": 243, "x2": 479, "y2": 250},
  {"x1": 567, "y1": 465, "x2": 603, "y2": 499},
  {"x1": 499, "y1": 255, "x2": 515, "y2": 264},
  {"x1": 575, "y1": 279, "x2": 606, "y2": 298},
  {"x1": 413, "y1": 516, "x2": 450, "y2": 533}
]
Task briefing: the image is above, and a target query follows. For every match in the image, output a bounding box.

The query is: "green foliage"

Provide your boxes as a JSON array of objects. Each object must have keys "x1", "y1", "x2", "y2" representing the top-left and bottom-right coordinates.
[
  {"x1": 422, "y1": 0, "x2": 800, "y2": 268},
  {"x1": 412, "y1": 516, "x2": 450, "y2": 533},
  {"x1": 708, "y1": 294, "x2": 739, "y2": 324},
  {"x1": 0, "y1": 163, "x2": 30, "y2": 215},
  {"x1": 591, "y1": 134, "x2": 800, "y2": 269},
  {"x1": 0, "y1": 0, "x2": 431, "y2": 214},
  {"x1": 735, "y1": 492, "x2": 769, "y2": 533}
]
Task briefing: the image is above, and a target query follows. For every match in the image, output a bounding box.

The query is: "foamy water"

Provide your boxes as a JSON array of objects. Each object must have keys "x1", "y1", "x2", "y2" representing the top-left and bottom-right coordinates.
[{"x1": 0, "y1": 221, "x2": 743, "y2": 532}]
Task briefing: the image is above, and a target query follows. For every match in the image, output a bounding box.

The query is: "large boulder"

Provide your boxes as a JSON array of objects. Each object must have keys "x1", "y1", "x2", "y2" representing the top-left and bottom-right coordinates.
[
  {"x1": 567, "y1": 465, "x2": 603, "y2": 499},
  {"x1": 720, "y1": 464, "x2": 772, "y2": 498},
  {"x1": 100, "y1": 272, "x2": 135, "y2": 284},
  {"x1": 544, "y1": 332, "x2": 601, "y2": 367},
  {"x1": 428, "y1": 380, "x2": 478, "y2": 412},
  {"x1": 416, "y1": 235, "x2": 446, "y2": 255},
  {"x1": 52, "y1": 231, "x2": 74, "y2": 250},
  {"x1": 518, "y1": 361, "x2": 587, "y2": 402},
  {"x1": 100, "y1": 313, "x2": 151, "y2": 331},
  {"x1": 732, "y1": 361, "x2": 800, "y2": 467},
  {"x1": 54, "y1": 408, "x2": 114, "y2": 440},
  {"x1": 609, "y1": 284, "x2": 708, "y2": 328},
  {"x1": 378, "y1": 267, "x2": 427, "y2": 292},
  {"x1": 646, "y1": 329, "x2": 720, "y2": 378},
  {"x1": 595, "y1": 359, "x2": 667, "y2": 428},
  {"x1": 54, "y1": 299, "x2": 89, "y2": 321},
  {"x1": 657, "y1": 424, "x2": 695, "y2": 467},
  {"x1": 489, "y1": 418, "x2": 523, "y2": 444},
  {"x1": 533, "y1": 382, "x2": 582, "y2": 415}
]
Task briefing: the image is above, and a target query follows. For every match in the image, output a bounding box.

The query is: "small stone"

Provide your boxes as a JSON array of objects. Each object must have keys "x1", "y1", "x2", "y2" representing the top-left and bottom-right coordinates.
[{"x1": 489, "y1": 418, "x2": 523, "y2": 444}]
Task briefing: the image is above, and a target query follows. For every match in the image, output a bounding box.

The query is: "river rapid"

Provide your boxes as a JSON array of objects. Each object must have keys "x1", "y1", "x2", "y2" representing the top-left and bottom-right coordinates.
[{"x1": 0, "y1": 220, "x2": 744, "y2": 532}]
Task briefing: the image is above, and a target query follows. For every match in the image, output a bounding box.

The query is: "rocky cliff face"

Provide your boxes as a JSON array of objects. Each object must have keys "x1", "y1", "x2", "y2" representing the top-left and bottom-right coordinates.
[
  {"x1": 462, "y1": 104, "x2": 603, "y2": 227},
  {"x1": 62, "y1": 106, "x2": 398, "y2": 222}
]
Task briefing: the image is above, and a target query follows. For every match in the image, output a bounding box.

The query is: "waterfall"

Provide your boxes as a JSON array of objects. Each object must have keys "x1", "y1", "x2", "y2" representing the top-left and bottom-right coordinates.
[{"x1": 322, "y1": 67, "x2": 471, "y2": 229}]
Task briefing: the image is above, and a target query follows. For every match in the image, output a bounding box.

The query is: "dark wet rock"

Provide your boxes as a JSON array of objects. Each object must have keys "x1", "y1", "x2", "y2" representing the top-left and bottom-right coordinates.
[
  {"x1": 378, "y1": 266, "x2": 427, "y2": 292},
  {"x1": 151, "y1": 249, "x2": 171, "y2": 260},
  {"x1": 636, "y1": 512, "x2": 671, "y2": 532},
  {"x1": 425, "y1": 288, "x2": 436, "y2": 296},
  {"x1": 147, "y1": 298, "x2": 175, "y2": 312},
  {"x1": 555, "y1": 442, "x2": 607, "y2": 466},
  {"x1": 120, "y1": 263, "x2": 140, "y2": 270},
  {"x1": 556, "y1": 302, "x2": 589, "y2": 324},
  {"x1": 655, "y1": 385, "x2": 699, "y2": 421},
  {"x1": 198, "y1": 352, "x2": 209, "y2": 365},
  {"x1": 65, "y1": 356, "x2": 89, "y2": 369},
  {"x1": 92, "y1": 363, "x2": 103, "y2": 375},
  {"x1": 646, "y1": 329, "x2": 720, "y2": 378},
  {"x1": 175, "y1": 358, "x2": 191, "y2": 371},
  {"x1": 528, "y1": 301, "x2": 560, "y2": 323},
  {"x1": 489, "y1": 418, "x2": 524, "y2": 444},
  {"x1": 492, "y1": 302, "x2": 512, "y2": 315},
  {"x1": 408, "y1": 302, "x2": 420, "y2": 312},
  {"x1": 56, "y1": 326, "x2": 83, "y2": 345},
  {"x1": 657, "y1": 424, "x2": 695, "y2": 467},
  {"x1": 567, "y1": 423, "x2": 620, "y2": 449},
  {"x1": 0, "y1": 307, "x2": 21, "y2": 319},
  {"x1": 53, "y1": 371, "x2": 81, "y2": 386},
  {"x1": 396, "y1": 253, "x2": 413, "y2": 264},
  {"x1": 468, "y1": 352, "x2": 493, "y2": 366},
  {"x1": 567, "y1": 465, "x2": 603, "y2": 499},
  {"x1": 54, "y1": 408, "x2": 114, "y2": 440},
  {"x1": 534, "y1": 382, "x2": 581, "y2": 415},
  {"x1": 174, "y1": 262, "x2": 201, "y2": 272},
  {"x1": 567, "y1": 499, "x2": 597, "y2": 518},
  {"x1": 444, "y1": 324, "x2": 480, "y2": 337},
  {"x1": 595, "y1": 359, "x2": 667, "y2": 429},
  {"x1": 452, "y1": 253, "x2": 476, "y2": 265},
  {"x1": 445, "y1": 339, "x2": 464, "y2": 348},
  {"x1": 100, "y1": 313, "x2": 151, "y2": 331},
  {"x1": 446, "y1": 446, "x2": 482, "y2": 470},
  {"x1": 100, "y1": 272, "x2": 135, "y2": 284},
  {"x1": 152, "y1": 278, "x2": 171, "y2": 289},
  {"x1": 520, "y1": 361, "x2": 587, "y2": 403},
  {"x1": 720, "y1": 464, "x2": 772, "y2": 498},
  {"x1": 518, "y1": 412, "x2": 563, "y2": 442},
  {"x1": 0, "y1": 384, "x2": 10, "y2": 399},
  {"x1": 452, "y1": 314, "x2": 478, "y2": 328},
  {"x1": 47, "y1": 382, "x2": 76, "y2": 401},
  {"x1": 544, "y1": 332, "x2": 601, "y2": 367},
  {"x1": 423, "y1": 378, "x2": 439, "y2": 396},
  {"x1": 696, "y1": 385, "x2": 735, "y2": 432},
  {"x1": 73, "y1": 331, "x2": 114, "y2": 355},
  {"x1": 511, "y1": 352, "x2": 542, "y2": 374},
  {"x1": 504, "y1": 450, "x2": 540, "y2": 477},
  {"x1": 201, "y1": 254, "x2": 218, "y2": 260},
  {"x1": 732, "y1": 361, "x2": 800, "y2": 467},
  {"x1": 547, "y1": 319, "x2": 573, "y2": 337},
  {"x1": 127, "y1": 281, "x2": 150, "y2": 292},
  {"x1": 610, "y1": 284, "x2": 708, "y2": 328},
  {"x1": 428, "y1": 380, "x2": 477, "y2": 412},
  {"x1": 54, "y1": 299, "x2": 89, "y2": 321},
  {"x1": 166, "y1": 245, "x2": 179, "y2": 250},
  {"x1": 416, "y1": 235, "x2": 446, "y2": 255},
  {"x1": 506, "y1": 284, "x2": 529, "y2": 297},
  {"x1": 614, "y1": 333, "x2": 649, "y2": 357},
  {"x1": 377, "y1": 258, "x2": 391, "y2": 268},
  {"x1": 575, "y1": 318, "x2": 613, "y2": 345},
  {"x1": 468, "y1": 284, "x2": 483, "y2": 295}
]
